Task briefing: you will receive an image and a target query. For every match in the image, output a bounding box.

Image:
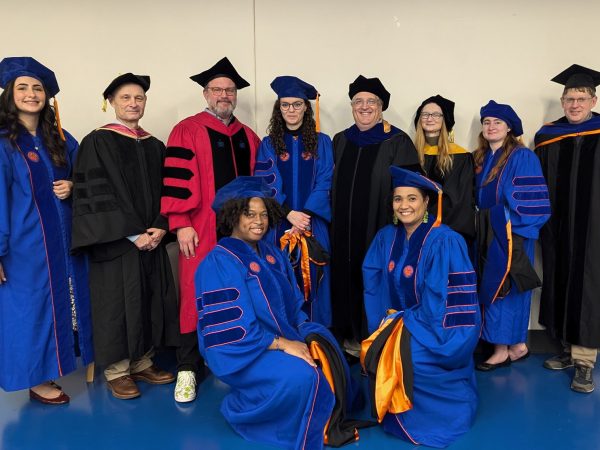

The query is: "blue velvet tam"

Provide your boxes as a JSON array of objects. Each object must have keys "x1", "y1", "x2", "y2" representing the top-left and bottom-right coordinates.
[
  {"x1": 390, "y1": 166, "x2": 442, "y2": 194},
  {"x1": 480, "y1": 100, "x2": 523, "y2": 137},
  {"x1": 270, "y1": 76, "x2": 318, "y2": 100},
  {"x1": 212, "y1": 176, "x2": 275, "y2": 213},
  {"x1": 0, "y1": 56, "x2": 59, "y2": 97}
]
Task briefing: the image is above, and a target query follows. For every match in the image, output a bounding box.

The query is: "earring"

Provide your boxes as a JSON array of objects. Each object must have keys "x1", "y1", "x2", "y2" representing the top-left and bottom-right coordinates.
[
  {"x1": 393, "y1": 215, "x2": 398, "y2": 225},
  {"x1": 423, "y1": 210, "x2": 429, "y2": 224}
]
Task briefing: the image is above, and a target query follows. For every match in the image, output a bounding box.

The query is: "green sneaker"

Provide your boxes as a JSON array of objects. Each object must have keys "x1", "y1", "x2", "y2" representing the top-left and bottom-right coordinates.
[
  {"x1": 174, "y1": 370, "x2": 196, "y2": 403},
  {"x1": 543, "y1": 352, "x2": 574, "y2": 370},
  {"x1": 571, "y1": 365, "x2": 595, "y2": 393}
]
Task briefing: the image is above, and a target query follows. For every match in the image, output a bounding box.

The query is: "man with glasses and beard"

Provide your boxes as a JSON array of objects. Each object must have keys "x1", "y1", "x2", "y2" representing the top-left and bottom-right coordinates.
[{"x1": 161, "y1": 57, "x2": 260, "y2": 403}]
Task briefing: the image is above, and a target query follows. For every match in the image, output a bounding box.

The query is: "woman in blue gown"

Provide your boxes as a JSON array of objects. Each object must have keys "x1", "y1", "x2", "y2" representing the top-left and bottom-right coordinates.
[
  {"x1": 195, "y1": 176, "x2": 363, "y2": 450},
  {"x1": 362, "y1": 167, "x2": 481, "y2": 448},
  {"x1": 255, "y1": 76, "x2": 333, "y2": 327},
  {"x1": 0, "y1": 57, "x2": 93, "y2": 403},
  {"x1": 474, "y1": 100, "x2": 551, "y2": 370}
]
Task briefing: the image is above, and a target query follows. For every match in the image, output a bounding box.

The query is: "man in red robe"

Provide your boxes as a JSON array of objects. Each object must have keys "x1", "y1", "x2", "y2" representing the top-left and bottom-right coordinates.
[{"x1": 161, "y1": 57, "x2": 259, "y2": 402}]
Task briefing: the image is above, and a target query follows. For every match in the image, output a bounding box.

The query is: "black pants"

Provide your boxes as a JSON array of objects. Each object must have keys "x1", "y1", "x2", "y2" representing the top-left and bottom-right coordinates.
[{"x1": 176, "y1": 331, "x2": 203, "y2": 374}]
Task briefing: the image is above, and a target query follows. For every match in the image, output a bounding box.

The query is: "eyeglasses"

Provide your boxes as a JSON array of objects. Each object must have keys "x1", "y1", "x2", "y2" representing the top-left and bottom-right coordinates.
[
  {"x1": 561, "y1": 96, "x2": 593, "y2": 105},
  {"x1": 280, "y1": 101, "x2": 305, "y2": 111},
  {"x1": 206, "y1": 86, "x2": 237, "y2": 96},
  {"x1": 351, "y1": 98, "x2": 379, "y2": 107},
  {"x1": 420, "y1": 112, "x2": 444, "y2": 120}
]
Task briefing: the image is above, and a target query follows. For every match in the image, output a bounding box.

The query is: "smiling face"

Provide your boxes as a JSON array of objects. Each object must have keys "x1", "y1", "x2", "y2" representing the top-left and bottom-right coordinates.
[
  {"x1": 419, "y1": 102, "x2": 444, "y2": 137},
  {"x1": 231, "y1": 197, "x2": 269, "y2": 247},
  {"x1": 13, "y1": 76, "x2": 46, "y2": 117},
  {"x1": 561, "y1": 88, "x2": 598, "y2": 124},
  {"x1": 351, "y1": 91, "x2": 382, "y2": 131},
  {"x1": 203, "y1": 76, "x2": 238, "y2": 120},
  {"x1": 109, "y1": 83, "x2": 146, "y2": 128},
  {"x1": 393, "y1": 187, "x2": 429, "y2": 235},
  {"x1": 482, "y1": 116, "x2": 510, "y2": 150}
]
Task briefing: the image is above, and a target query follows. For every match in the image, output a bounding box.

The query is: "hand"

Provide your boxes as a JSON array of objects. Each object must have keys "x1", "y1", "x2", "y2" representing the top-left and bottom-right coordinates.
[
  {"x1": 53, "y1": 180, "x2": 73, "y2": 200},
  {"x1": 133, "y1": 233, "x2": 153, "y2": 251},
  {"x1": 289, "y1": 225, "x2": 303, "y2": 235},
  {"x1": 0, "y1": 262, "x2": 6, "y2": 284},
  {"x1": 287, "y1": 210, "x2": 311, "y2": 231},
  {"x1": 177, "y1": 226, "x2": 199, "y2": 258},
  {"x1": 277, "y1": 337, "x2": 317, "y2": 367},
  {"x1": 146, "y1": 228, "x2": 166, "y2": 250}
]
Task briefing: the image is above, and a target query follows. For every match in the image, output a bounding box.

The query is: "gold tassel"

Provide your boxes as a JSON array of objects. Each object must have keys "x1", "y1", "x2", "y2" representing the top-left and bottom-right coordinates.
[
  {"x1": 53, "y1": 97, "x2": 66, "y2": 141},
  {"x1": 102, "y1": 98, "x2": 107, "y2": 112},
  {"x1": 315, "y1": 93, "x2": 320, "y2": 133},
  {"x1": 383, "y1": 119, "x2": 391, "y2": 133},
  {"x1": 393, "y1": 215, "x2": 398, "y2": 225},
  {"x1": 448, "y1": 129, "x2": 455, "y2": 143}
]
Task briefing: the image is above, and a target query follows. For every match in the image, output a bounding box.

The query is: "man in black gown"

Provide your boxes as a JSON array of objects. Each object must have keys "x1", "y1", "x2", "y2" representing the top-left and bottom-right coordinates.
[
  {"x1": 72, "y1": 74, "x2": 179, "y2": 399},
  {"x1": 535, "y1": 65, "x2": 600, "y2": 394},
  {"x1": 330, "y1": 75, "x2": 419, "y2": 353}
]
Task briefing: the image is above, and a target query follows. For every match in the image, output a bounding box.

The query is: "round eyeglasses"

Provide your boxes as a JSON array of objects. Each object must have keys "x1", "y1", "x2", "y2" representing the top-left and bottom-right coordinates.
[{"x1": 280, "y1": 101, "x2": 305, "y2": 111}]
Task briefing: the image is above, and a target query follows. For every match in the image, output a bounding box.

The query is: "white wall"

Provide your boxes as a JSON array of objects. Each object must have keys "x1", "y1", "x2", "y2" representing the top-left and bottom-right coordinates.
[{"x1": 3, "y1": 0, "x2": 599, "y2": 328}]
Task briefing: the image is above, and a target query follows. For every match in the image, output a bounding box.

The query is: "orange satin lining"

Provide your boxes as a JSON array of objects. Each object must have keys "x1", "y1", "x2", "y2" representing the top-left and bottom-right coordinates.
[
  {"x1": 361, "y1": 314, "x2": 412, "y2": 422},
  {"x1": 309, "y1": 341, "x2": 334, "y2": 444},
  {"x1": 491, "y1": 219, "x2": 513, "y2": 303},
  {"x1": 280, "y1": 231, "x2": 324, "y2": 300},
  {"x1": 534, "y1": 128, "x2": 600, "y2": 148}
]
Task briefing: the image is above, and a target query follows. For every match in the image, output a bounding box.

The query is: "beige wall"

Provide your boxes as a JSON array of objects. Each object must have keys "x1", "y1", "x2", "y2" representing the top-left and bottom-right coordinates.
[{"x1": 3, "y1": 0, "x2": 599, "y2": 328}]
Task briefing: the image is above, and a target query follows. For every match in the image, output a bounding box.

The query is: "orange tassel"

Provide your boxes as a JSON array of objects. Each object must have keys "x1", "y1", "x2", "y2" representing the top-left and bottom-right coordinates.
[
  {"x1": 433, "y1": 190, "x2": 443, "y2": 227},
  {"x1": 315, "y1": 93, "x2": 321, "y2": 133},
  {"x1": 53, "y1": 97, "x2": 66, "y2": 141}
]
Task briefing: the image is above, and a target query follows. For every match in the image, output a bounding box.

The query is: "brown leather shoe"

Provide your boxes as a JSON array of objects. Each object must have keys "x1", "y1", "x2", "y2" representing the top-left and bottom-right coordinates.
[
  {"x1": 107, "y1": 375, "x2": 140, "y2": 399},
  {"x1": 130, "y1": 365, "x2": 175, "y2": 385},
  {"x1": 29, "y1": 388, "x2": 70, "y2": 405}
]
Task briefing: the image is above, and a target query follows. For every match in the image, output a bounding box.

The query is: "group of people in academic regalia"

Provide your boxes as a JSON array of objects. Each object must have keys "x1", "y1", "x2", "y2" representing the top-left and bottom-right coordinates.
[{"x1": 1, "y1": 52, "x2": 599, "y2": 450}]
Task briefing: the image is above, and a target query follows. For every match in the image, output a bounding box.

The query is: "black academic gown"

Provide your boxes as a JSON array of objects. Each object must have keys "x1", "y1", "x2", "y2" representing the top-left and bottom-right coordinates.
[
  {"x1": 330, "y1": 123, "x2": 419, "y2": 342},
  {"x1": 72, "y1": 126, "x2": 180, "y2": 365},
  {"x1": 535, "y1": 114, "x2": 600, "y2": 348}
]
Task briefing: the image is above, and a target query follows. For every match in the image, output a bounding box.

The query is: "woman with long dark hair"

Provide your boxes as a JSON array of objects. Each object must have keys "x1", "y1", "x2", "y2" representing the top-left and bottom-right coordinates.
[
  {"x1": 0, "y1": 57, "x2": 93, "y2": 403},
  {"x1": 255, "y1": 76, "x2": 333, "y2": 327},
  {"x1": 474, "y1": 100, "x2": 550, "y2": 371}
]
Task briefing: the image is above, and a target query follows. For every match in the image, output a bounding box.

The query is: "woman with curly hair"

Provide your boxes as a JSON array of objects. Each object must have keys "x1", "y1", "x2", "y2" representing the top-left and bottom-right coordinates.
[
  {"x1": 195, "y1": 176, "x2": 364, "y2": 450},
  {"x1": 255, "y1": 76, "x2": 334, "y2": 327},
  {"x1": 474, "y1": 100, "x2": 550, "y2": 371},
  {"x1": 413, "y1": 95, "x2": 475, "y2": 242},
  {"x1": 0, "y1": 57, "x2": 93, "y2": 403}
]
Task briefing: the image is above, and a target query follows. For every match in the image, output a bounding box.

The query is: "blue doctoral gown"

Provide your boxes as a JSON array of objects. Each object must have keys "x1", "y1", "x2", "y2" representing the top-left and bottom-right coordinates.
[
  {"x1": 475, "y1": 147, "x2": 550, "y2": 344},
  {"x1": 0, "y1": 128, "x2": 93, "y2": 391},
  {"x1": 255, "y1": 133, "x2": 333, "y2": 326},
  {"x1": 196, "y1": 237, "x2": 353, "y2": 450},
  {"x1": 363, "y1": 222, "x2": 480, "y2": 448}
]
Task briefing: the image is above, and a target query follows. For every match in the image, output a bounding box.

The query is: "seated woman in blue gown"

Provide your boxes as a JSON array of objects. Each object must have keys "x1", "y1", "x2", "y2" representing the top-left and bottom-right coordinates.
[
  {"x1": 194, "y1": 176, "x2": 364, "y2": 450},
  {"x1": 361, "y1": 167, "x2": 481, "y2": 448},
  {"x1": 473, "y1": 101, "x2": 550, "y2": 370},
  {"x1": 255, "y1": 75, "x2": 333, "y2": 327}
]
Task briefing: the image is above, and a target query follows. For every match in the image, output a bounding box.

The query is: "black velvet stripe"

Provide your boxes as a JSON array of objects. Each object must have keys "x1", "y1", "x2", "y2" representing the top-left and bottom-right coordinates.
[
  {"x1": 90, "y1": 183, "x2": 113, "y2": 196},
  {"x1": 163, "y1": 166, "x2": 194, "y2": 181},
  {"x1": 73, "y1": 172, "x2": 86, "y2": 183},
  {"x1": 75, "y1": 188, "x2": 88, "y2": 199},
  {"x1": 94, "y1": 200, "x2": 119, "y2": 213},
  {"x1": 162, "y1": 185, "x2": 192, "y2": 200},
  {"x1": 88, "y1": 168, "x2": 106, "y2": 180},
  {"x1": 566, "y1": 137, "x2": 597, "y2": 341},
  {"x1": 166, "y1": 146, "x2": 194, "y2": 160}
]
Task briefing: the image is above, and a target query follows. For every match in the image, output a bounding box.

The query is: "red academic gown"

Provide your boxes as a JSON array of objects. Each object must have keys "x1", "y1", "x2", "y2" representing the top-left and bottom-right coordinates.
[{"x1": 161, "y1": 111, "x2": 259, "y2": 332}]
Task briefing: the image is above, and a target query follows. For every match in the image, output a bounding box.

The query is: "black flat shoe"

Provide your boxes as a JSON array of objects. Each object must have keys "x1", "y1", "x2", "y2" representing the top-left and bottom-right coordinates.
[
  {"x1": 510, "y1": 350, "x2": 530, "y2": 363},
  {"x1": 476, "y1": 356, "x2": 511, "y2": 372}
]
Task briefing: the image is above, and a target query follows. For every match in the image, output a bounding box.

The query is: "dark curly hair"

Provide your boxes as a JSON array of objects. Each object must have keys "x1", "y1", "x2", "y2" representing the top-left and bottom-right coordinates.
[
  {"x1": 0, "y1": 79, "x2": 66, "y2": 167},
  {"x1": 217, "y1": 197, "x2": 285, "y2": 237},
  {"x1": 267, "y1": 99, "x2": 318, "y2": 157}
]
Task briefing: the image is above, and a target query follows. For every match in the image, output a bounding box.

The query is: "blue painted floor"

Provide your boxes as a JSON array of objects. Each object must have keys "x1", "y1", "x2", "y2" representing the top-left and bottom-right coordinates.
[{"x1": 1, "y1": 354, "x2": 599, "y2": 450}]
